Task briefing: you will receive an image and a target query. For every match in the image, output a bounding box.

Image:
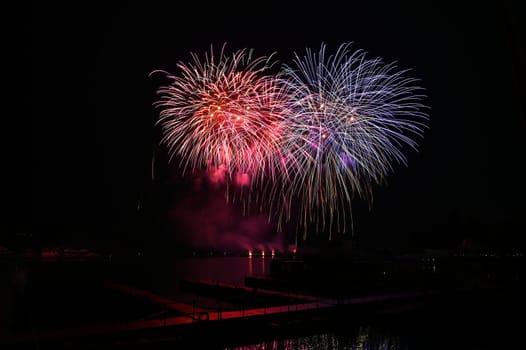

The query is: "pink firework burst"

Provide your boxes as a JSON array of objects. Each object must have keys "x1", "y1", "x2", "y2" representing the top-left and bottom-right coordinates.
[{"x1": 151, "y1": 44, "x2": 290, "y2": 187}]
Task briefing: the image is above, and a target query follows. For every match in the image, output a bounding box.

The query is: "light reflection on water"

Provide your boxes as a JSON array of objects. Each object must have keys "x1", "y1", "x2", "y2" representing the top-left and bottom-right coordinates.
[
  {"x1": 3, "y1": 256, "x2": 524, "y2": 348},
  {"x1": 226, "y1": 326, "x2": 403, "y2": 350},
  {"x1": 170, "y1": 257, "x2": 271, "y2": 285}
]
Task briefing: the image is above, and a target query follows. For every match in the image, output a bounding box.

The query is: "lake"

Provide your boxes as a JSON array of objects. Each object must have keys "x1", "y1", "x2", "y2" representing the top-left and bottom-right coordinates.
[{"x1": 1, "y1": 255, "x2": 524, "y2": 349}]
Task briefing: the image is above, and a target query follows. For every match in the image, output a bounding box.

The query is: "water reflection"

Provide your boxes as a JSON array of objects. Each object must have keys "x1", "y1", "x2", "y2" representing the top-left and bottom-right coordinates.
[
  {"x1": 227, "y1": 326, "x2": 402, "y2": 350},
  {"x1": 247, "y1": 256, "x2": 266, "y2": 276},
  {"x1": 171, "y1": 257, "x2": 272, "y2": 285}
]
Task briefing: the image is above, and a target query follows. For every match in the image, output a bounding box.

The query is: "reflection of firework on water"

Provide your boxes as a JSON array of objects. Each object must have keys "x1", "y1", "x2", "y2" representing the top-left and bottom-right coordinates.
[
  {"x1": 275, "y1": 43, "x2": 429, "y2": 238},
  {"x1": 151, "y1": 44, "x2": 290, "y2": 186}
]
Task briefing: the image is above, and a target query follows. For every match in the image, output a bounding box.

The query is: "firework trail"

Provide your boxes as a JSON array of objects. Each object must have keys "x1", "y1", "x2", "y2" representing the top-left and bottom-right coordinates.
[
  {"x1": 151, "y1": 42, "x2": 429, "y2": 241},
  {"x1": 151, "y1": 44, "x2": 290, "y2": 190},
  {"x1": 273, "y1": 42, "x2": 429, "y2": 239}
]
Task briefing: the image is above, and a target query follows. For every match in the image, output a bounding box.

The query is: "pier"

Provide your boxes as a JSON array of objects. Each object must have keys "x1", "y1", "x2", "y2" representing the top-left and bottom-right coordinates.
[{"x1": 1, "y1": 278, "x2": 446, "y2": 349}]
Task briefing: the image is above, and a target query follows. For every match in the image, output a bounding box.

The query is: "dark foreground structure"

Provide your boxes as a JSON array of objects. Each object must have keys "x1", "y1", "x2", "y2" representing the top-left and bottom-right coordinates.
[{"x1": 1, "y1": 248, "x2": 524, "y2": 349}]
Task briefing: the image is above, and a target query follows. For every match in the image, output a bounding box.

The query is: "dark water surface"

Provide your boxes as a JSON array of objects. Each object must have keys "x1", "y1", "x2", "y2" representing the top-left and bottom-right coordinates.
[{"x1": 1, "y1": 256, "x2": 524, "y2": 349}]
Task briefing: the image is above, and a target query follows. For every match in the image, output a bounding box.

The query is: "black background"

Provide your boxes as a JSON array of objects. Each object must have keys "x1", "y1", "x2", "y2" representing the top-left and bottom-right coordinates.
[{"x1": 24, "y1": 0, "x2": 525, "y2": 253}]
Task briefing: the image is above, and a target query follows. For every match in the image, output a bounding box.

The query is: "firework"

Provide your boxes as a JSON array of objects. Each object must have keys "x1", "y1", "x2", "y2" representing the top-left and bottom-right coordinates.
[
  {"x1": 274, "y1": 43, "x2": 429, "y2": 238},
  {"x1": 151, "y1": 42, "x2": 429, "y2": 241},
  {"x1": 151, "y1": 44, "x2": 290, "y2": 187}
]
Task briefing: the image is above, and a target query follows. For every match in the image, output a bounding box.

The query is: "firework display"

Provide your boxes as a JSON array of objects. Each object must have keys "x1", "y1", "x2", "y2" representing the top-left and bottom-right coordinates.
[
  {"x1": 152, "y1": 43, "x2": 429, "y2": 239},
  {"x1": 151, "y1": 44, "x2": 290, "y2": 186},
  {"x1": 276, "y1": 43, "x2": 429, "y2": 238}
]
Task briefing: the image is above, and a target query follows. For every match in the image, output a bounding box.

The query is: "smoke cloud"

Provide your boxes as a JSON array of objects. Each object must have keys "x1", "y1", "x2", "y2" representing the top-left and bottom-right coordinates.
[{"x1": 169, "y1": 168, "x2": 287, "y2": 253}]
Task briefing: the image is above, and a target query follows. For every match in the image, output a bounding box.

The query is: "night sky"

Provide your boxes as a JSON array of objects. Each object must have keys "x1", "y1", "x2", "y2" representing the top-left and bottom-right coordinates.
[{"x1": 25, "y1": 1, "x2": 525, "y2": 253}]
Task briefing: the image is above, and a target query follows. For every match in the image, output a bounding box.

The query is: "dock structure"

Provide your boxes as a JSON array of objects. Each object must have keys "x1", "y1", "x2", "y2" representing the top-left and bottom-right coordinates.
[{"x1": 1, "y1": 279, "x2": 434, "y2": 349}]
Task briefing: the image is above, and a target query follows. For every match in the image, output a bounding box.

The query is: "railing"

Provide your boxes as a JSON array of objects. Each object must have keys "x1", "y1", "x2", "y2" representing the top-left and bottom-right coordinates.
[{"x1": 130, "y1": 288, "x2": 337, "y2": 329}]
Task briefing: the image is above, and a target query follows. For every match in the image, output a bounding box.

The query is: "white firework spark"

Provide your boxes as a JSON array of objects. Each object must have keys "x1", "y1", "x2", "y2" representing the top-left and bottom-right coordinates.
[{"x1": 274, "y1": 42, "x2": 429, "y2": 238}]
